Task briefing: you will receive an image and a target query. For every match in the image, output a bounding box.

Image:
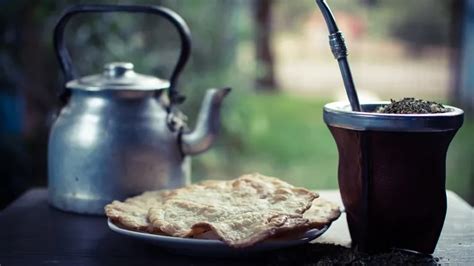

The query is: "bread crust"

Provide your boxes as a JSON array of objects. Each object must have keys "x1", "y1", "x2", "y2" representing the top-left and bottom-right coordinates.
[{"x1": 104, "y1": 173, "x2": 341, "y2": 248}]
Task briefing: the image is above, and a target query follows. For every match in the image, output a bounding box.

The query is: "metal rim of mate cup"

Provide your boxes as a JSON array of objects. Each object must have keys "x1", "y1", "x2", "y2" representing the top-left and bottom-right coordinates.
[
  {"x1": 324, "y1": 102, "x2": 464, "y2": 132},
  {"x1": 324, "y1": 101, "x2": 464, "y2": 254}
]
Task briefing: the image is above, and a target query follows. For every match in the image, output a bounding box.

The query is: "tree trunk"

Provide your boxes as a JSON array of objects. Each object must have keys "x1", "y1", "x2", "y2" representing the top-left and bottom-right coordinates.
[
  {"x1": 449, "y1": 0, "x2": 471, "y2": 112},
  {"x1": 19, "y1": 2, "x2": 56, "y2": 187},
  {"x1": 253, "y1": 0, "x2": 277, "y2": 91},
  {"x1": 360, "y1": 0, "x2": 377, "y2": 7}
]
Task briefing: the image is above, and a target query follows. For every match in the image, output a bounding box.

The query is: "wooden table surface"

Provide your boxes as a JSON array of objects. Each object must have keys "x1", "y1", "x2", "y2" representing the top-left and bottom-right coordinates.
[{"x1": 0, "y1": 189, "x2": 472, "y2": 265}]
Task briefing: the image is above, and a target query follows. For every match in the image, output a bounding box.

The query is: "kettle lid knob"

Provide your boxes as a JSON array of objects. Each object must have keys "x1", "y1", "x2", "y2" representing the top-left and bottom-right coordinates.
[{"x1": 104, "y1": 62, "x2": 134, "y2": 78}]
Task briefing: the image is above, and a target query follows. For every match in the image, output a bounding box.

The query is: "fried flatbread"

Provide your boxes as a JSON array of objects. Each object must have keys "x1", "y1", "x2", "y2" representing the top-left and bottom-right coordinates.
[
  {"x1": 147, "y1": 173, "x2": 318, "y2": 247},
  {"x1": 193, "y1": 198, "x2": 341, "y2": 241},
  {"x1": 304, "y1": 197, "x2": 341, "y2": 225},
  {"x1": 104, "y1": 190, "x2": 172, "y2": 233},
  {"x1": 105, "y1": 173, "x2": 341, "y2": 248}
]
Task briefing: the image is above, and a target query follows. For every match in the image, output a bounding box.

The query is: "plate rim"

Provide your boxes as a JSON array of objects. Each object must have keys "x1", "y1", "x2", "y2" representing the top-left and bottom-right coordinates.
[{"x1": 107, "y1": 218, "x2": 329, "y2": 247}]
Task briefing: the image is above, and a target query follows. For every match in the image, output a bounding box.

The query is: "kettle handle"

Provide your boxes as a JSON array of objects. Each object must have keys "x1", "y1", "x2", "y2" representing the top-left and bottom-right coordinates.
[{"x1": 53, "y1": 4, "x2": 191, "y2": 105}]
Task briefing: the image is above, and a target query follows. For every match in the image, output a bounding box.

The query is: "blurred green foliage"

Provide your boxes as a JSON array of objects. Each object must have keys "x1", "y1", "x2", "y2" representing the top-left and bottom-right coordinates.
[
  {"x1": 192, "y1": 91, "x2": 339, "y2": 189},
  {"x1": 61, "y1": 0, "x2": 242, "y2": 86},
  {"x1": 274, "y1": 0, "x2": 453, "y2": 55},
  {"x1": 446, "y1": 116, "x2": 474, "y2": 203},
  {"x1": 379, "y1": 0, "x2": 451, "y2": 52},
  {"x1": 0, "y1": 0, "x2": 471, "y2": 206}
]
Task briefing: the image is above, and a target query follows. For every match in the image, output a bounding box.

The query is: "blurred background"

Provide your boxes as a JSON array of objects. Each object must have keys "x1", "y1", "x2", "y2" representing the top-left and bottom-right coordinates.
[{"x1": 1, "y1": 0, "x2": 473, "y2": 208}]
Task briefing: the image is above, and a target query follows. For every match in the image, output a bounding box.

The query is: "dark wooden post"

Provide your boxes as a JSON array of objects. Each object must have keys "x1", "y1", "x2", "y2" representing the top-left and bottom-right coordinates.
[
  {"x1": 449, "y1": 0, "x2": 464, "y2": 109},
  {"x1": 253, "y1": 0, "x2": 277, "y2": 91},
  {"x1": 452, "y1": 0, "x2": 474, "y2": 112}
]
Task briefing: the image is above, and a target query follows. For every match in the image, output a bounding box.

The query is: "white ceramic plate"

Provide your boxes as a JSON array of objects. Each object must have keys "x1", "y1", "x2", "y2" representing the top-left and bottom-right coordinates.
[{"x1": 108, "y1": 219, "x2": 329, "y2": 256}]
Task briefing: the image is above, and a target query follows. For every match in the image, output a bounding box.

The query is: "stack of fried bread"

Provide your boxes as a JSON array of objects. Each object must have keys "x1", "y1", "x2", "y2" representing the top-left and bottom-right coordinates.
[{"x1": 105, "y1": 173, "x2": 340, "y2": 248}]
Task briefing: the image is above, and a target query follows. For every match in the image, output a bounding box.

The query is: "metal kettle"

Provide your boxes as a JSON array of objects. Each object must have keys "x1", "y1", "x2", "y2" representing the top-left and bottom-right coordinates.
[{"x1": 48, "y1": 4, "x2": 231, "y2": 214}]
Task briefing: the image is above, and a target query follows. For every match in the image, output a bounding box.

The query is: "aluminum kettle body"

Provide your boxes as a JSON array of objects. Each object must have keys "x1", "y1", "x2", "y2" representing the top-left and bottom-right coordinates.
[
  {"x1": 48, "y1": 91, "x2": 190, "y2": 214},
  {"x1": 48, "y1": 4, "x2": 231, "y2": 214}
]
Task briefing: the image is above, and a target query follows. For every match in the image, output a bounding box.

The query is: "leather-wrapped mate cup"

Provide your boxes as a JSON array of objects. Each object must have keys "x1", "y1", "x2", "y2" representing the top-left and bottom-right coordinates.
[{"x1": 323, "y1": 102, "x2": 464, "y2": 254}]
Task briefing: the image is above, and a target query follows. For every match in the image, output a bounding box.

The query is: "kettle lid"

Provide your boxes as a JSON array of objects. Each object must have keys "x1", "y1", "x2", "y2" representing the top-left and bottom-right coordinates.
[{"x1": 66, "y1": 62, "x2": 169, "y2": 91}]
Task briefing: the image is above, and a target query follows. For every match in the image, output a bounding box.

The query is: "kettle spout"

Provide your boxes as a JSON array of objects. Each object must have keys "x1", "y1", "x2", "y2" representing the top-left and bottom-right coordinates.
[{"x1": 180, "y1": 87, "x2": 231, "y2": 155}]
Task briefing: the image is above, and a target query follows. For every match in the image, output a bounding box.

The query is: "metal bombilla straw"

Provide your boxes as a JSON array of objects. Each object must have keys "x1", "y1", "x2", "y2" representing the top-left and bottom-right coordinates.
[{"x1": 315, "y1": 0, "x2": 362, "y2": 112}]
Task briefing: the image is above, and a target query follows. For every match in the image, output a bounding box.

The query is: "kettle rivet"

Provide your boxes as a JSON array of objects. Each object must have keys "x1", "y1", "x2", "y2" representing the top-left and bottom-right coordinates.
[{"x1": 104, "y1": 62, "x2": 134, "y2": 78}]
